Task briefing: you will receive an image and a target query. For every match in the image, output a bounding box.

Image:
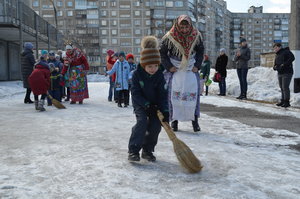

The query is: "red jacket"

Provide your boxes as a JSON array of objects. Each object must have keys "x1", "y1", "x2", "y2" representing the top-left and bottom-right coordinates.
[
  {"x1": 107, "y1": 56, "x2": 116, "y2": 82},
  {"x1": 28, "y1": 62, "x2": 50, "y2": 95}
]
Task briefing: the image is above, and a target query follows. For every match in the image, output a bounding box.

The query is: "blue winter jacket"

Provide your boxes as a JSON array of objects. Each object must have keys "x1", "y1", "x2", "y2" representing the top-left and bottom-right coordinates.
[{"x1": 107, "y1": 59, "x2": 131, "y2": 91}]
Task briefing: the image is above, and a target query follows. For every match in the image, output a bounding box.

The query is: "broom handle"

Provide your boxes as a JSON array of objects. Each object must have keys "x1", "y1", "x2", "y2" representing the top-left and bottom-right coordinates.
[{"x1": 157, "y1": 110, "x2": 177, "y2": 141}]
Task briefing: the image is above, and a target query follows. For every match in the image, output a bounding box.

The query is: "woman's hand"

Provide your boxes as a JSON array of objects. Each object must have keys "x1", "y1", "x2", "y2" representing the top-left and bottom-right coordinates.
[
  {"x1": 169, "y1": 67, "x2": 177, "y2": 73},
  {"x1": 192, "y1": 67, "x2": 199, "y2": 73}
]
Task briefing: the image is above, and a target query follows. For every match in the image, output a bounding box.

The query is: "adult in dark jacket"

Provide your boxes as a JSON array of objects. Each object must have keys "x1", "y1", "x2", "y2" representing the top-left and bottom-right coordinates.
[
  {"x1": 21, "y1": 42, "x2": 35, "y2": 104},
  {"x1": 234, "y1": 38, "x2": 251, "y2": 99},
  {"x1": 160, "y1": 15, "x2": 204, "y2": 132},
  {"x1": 273, "y1": 43, "x2": 295, "y2": 107},
  {"x1": 128, "y1": 36, "x2": 169, "y2": 162},
  {"x1": 215, "y1": 48, "x2": 228, "y2": 96}
]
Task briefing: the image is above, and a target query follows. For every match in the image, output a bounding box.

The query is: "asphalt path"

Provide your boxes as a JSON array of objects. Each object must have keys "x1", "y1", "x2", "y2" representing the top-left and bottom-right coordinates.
[{"x1": 201, "y1": 103, "x2": 300, "y2": 134}]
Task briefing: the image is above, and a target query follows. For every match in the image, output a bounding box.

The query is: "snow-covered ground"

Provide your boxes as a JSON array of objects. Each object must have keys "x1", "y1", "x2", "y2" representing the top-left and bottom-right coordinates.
[{"x1": 0, "y1": 67, "x2": 300, "y2": 199}]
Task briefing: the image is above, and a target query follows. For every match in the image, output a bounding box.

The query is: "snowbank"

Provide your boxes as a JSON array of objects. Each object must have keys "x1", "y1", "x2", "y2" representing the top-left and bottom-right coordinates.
[{"x1": 207, "y1": 66, "x2": 300, "y2": 107}]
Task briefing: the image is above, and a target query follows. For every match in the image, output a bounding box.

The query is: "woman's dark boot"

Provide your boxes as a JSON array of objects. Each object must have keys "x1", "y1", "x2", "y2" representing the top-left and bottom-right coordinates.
[
  {"x1": 192, "y1": 116, "x2": 201, "y2": 132},
  {"x1": 281, "y1": 100, "x2": 290, "y2": 108},
  {"x1": 171, "y1": 120, "x2": 178, "y2": 131},
  {"x1": 276, "y1": 100, "x2": 284, "y2": 106},
  {"x1": 24, "y1": 89, "x2": 33, "y2": 103}
]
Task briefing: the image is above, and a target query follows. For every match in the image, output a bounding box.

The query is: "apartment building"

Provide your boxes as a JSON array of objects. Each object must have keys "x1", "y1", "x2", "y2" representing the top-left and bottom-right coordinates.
[
  {"x1": 30, "y1": 1, "x2": 290, "y2": 70},
  {"x1": 231, "y1": 6, "x2": 290, "y2": 67}
]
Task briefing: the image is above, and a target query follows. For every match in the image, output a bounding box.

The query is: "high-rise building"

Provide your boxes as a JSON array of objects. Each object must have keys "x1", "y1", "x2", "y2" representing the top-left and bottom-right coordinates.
[{"x1": 30, "y1": 1, "x2": 290, "y2": 70}]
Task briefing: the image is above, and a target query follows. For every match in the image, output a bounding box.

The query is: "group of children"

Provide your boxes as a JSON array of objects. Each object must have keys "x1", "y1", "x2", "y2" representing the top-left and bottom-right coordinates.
[{"x1": 28, "y1": 50, "x2": 69, "y2": 111}]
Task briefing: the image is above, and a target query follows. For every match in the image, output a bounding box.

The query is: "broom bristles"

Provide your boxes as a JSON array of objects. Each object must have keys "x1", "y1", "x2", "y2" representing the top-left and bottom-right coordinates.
[
  {"x1": 47, "y1": 92, "x2": 66, "y2": 109},
  {"x1": 157, "y1": 110, "x2": 203, "y2": 173}
]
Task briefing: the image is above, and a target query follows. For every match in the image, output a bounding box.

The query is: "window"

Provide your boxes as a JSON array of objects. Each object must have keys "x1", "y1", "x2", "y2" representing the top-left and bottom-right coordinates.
[
  {"x1": 101, "y1": 11, "x2": 107, "y2": 16},
  {"x1": 134, "y1": 1, "x2": 140, "y2": 6},
  {"x1": 166, "y1": 1, "x2": 174, "y2": 7},
  {"x1": 67, "y1": 1, "x2": 73, "y2": 7},
  {"x1": 111, "y1": 11, "x2": 117, "y2": 16},
  {"x1": 57, "y1": 11, "x2": 63, "y2": 16},
  {"x1": 102, "y1": 39, "x2": 108, "y2": 44},
  {"x1": 134, "y1": 11, "x2": 140, "y2": 16},
  {"x1": 112, "y1": 39, "x2": 118, "y2": 44},
  {"x1": 111, "y1": 1, "x2": 117, "y2": 7},
  {"x1": 100, "y1": 1, "x2": 107, "y2": 7},
  {"x1": 134, "y1": 20, "x2": 141, "y2": 26},
  {"x1": 111, "y1": 20, "x2": 117, "y2": 26},
  {"x1": 67, "y1": 11, "x2": 73, "y2": 16},
  {"x1": 57, "y1": 1, "x2": 63, "y2": 7},
  {"x1": 102, "y1": 30, "x2": 107, "y2": 35},
  {"x1": 175, "y1": 1, "x2": 183, "y2": 7},
  {"x1": 112, "y1": 29, "x2": 117, "y2": 35},
  {"x1": 145, "y1": 11, "x2": 150, "y2": 16},
  {"x1": 135, "y1": 29, "x2": 141, "y2": 35},
  {"x1": 145, "y1": 20, "x2": 151, "y2": 25},
  {"x1": 135, "y1": 38, "x2": 141, "y2": 44},
  {"x1": 32, "y1": 0, "x2": 39, "y2": 7},
  {"x1": 101, "y1": 20, "x2": 107, "y2": 26}
]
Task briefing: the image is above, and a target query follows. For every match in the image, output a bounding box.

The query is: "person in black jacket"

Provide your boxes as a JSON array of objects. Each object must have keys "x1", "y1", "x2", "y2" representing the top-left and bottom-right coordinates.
[
  {"x1": 21, "y1": 42, "x2": 36, "y2": 104},
  {"x1": 128, "y1": 36, "x2": 169, "y2": 162},
  {"x1": 273, "y1": 43, "x2": 295, "y2": 107},
  {"x1": 215, "y1": 48, "x2": 228, "y2": 96}
]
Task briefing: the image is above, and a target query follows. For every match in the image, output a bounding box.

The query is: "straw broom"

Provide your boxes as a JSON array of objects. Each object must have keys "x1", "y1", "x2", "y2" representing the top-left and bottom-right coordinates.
[
  {"x1": 47, "y1": 92, "x2": 66, "y2": 109},
  {"x1": 157, "y1": 110, "x2": 203, "y2": 173}
]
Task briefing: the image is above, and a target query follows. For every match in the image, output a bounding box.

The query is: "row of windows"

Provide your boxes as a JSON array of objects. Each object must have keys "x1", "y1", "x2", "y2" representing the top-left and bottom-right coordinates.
[
  {"x1": 100, "y1": 20, "x2": 151, "y2": 26},
  {"x1": 33, "y1": 0, "x2": 73, "y2": 7}
]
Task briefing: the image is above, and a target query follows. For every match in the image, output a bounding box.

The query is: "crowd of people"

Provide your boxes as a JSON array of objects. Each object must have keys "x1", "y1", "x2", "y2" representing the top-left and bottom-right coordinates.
[
  {"x1": 20, "y1": 14, "x2": 295, "y2": 162},
  {"x1": 21, "y1": 42, "x2": 89, "y2": 111}
]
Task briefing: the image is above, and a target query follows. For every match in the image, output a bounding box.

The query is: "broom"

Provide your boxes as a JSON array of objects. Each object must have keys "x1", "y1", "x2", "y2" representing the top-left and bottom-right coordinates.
[
  {"x1": 47, "y1": 92, "x2": 66, "y2": 109},
  {"x1": 157, "y1": 110, "x2": 203, "y2": 173}
]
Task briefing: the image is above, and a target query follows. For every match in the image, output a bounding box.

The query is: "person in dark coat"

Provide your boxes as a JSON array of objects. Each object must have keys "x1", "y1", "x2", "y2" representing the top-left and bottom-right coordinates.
[
  {"x1": 128, "y1": 36, "x2": 169, "y2": 162},
  {"x1": 234, "y1": 38, "x2": 251, "y2": 99},
  {"x1": 28, "y1": 57, "x2": 50, "y2": 111},
  {"x1": 21, "y1": 42, "x2": 35, "y2": 104},
  {"x1": 273, "y1": 43, "x2": 295, "y2": 107},
  {"x1": 215, "y1": 48, "x2": 228, "y2": 96}
]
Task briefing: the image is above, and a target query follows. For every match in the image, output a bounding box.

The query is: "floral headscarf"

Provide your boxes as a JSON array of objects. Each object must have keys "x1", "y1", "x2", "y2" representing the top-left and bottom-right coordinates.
[
  {"x1": 66, "y1": 48, "x2": 83, "y2": 64},
  {"x1": 165, "y1": 15, "x2": 200, "y2": 59}
]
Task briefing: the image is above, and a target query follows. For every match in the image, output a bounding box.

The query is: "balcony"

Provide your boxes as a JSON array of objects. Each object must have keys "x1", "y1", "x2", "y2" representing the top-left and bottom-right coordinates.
[{"x1": 0, "y1": 0, "x2": 64, "y2": 49}]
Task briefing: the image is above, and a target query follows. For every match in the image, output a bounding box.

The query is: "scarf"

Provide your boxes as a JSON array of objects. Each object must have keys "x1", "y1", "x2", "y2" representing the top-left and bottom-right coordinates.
[{"x1": 162, "y1": 15, "x2": 202, "y2": 70}]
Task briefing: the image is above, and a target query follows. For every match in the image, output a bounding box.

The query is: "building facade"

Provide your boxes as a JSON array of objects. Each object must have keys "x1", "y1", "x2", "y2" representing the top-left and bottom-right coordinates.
[{"x1": 29, "y1": 1, "x2": 290, "y2": 70}]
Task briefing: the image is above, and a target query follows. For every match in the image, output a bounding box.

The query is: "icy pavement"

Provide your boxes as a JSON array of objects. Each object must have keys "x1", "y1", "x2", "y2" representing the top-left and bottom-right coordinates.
[{"x1": 0, "y1": 82, "x2": 299, "y2": 199}]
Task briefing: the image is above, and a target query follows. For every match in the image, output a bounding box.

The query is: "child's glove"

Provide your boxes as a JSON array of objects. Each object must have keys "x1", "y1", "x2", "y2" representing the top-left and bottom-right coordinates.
[
  {"x1": 162, "y1": 112, "x2": 169, "y2": 123},
  {"x1": 145, "y1": 105, "x2": 158, "y2": 117}
]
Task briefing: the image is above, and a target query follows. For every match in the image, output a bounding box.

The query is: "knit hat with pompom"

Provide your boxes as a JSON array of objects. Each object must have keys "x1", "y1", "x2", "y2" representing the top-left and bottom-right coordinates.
[{"x1": 140, "y1": 36, "x2": 161, "y2": 68}]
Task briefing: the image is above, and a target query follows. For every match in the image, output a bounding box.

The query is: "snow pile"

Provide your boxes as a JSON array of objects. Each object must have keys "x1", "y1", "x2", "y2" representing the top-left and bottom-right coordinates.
[
  {"x1": 87, "y1": 74, "x2": 109, "y2": 82},
  {"x1": 207, "y1": 66, "x2": 300, "y2": 107}
]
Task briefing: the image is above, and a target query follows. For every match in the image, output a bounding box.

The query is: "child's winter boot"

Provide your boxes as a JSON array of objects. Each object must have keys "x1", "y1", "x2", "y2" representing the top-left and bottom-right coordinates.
[
  {"x1": 38, "y1": 99, "x2": 46, "y2": 111},
  {"x1": 171, "y1": 120, "x2": 178, "y2": 131},
  {"x1": 34, "y1": 100, "x2": 39, "y2": 110}
]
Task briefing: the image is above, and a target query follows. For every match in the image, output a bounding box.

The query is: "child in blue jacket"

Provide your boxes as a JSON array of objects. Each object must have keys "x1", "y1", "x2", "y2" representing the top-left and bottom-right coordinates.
[
  {"x1": 128, "y1": 36, "x2": 169, "y2": 162},
  {"x1": 106, "y1": 51, "x2": 130, "y2": 107}
]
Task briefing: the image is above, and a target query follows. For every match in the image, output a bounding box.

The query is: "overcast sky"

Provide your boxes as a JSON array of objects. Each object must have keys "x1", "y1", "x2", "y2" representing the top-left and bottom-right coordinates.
[{"x1": 225, "y1": 0, "x2": 291, "y2": 13}]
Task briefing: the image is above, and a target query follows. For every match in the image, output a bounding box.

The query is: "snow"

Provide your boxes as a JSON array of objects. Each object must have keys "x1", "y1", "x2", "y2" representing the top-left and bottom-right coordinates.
[{"x1": 0, "y1": 67, "x2": 300, "y2": 199}]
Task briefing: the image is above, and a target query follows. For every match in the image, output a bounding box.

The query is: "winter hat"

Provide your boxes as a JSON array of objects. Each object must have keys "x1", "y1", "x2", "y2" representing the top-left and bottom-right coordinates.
[
  {"x1": 65, "y1": 44, "x2": 73, "y2": 50},
  {"x1": 24, "y1": 42, "x2": 33, "y2": 50},
  {"x1": 126, "y1": 53, "x2": 134, "y2": 60},
  {"x1": 140, "y1": 36, "x2": 160, "y2": 68},
  {"x1": 106, "y1": 49, "x2": 114, "y2": 56},
  {"x1": 41, "y1": 50, "x2": 48, "y2": 55},
  {"x1": 49, "y1": 51, "x2": 55, "y2": 56},
  {"x1": 240, "y1": 38, "x2": 246, "y2": 43},
  {"x1": 113, "y1": 52, "x2": 119, "y2": 57},
  {"x1": 119, "y1": 51, "x2": 126, "y2": 57},
  {"x1": 220, "y1": 48, "x2": 226, "y2": 53}
]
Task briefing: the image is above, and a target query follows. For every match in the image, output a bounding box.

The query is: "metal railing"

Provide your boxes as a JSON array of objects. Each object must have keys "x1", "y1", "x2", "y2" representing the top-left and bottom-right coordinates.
[{"x1": 0, "y1": 0, "x2": 64, "y2": 49}]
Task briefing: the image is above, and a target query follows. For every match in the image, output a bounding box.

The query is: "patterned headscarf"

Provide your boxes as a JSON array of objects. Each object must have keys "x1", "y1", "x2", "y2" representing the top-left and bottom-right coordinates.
[{"x1": 167, "y1": 15, "x2": 200, "y2": 59}]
